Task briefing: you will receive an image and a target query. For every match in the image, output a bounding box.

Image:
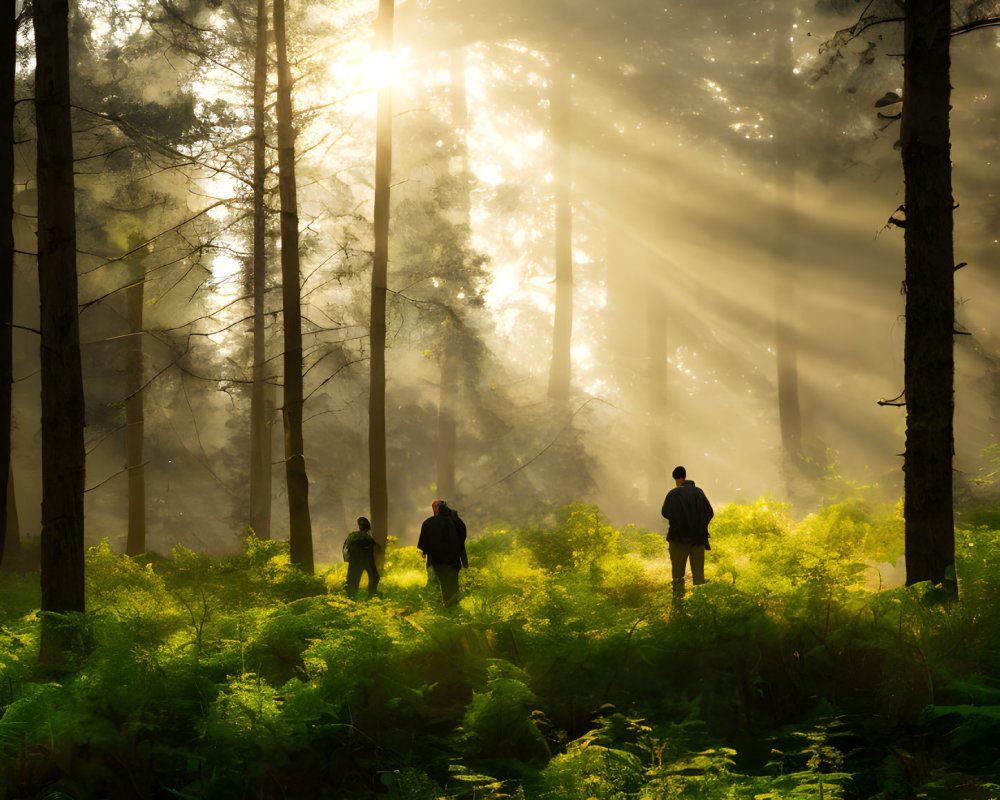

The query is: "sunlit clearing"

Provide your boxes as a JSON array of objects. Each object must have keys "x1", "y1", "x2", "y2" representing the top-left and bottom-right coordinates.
[{"x1": 380, "y1": 568, "x2": 426, "y2": 590}]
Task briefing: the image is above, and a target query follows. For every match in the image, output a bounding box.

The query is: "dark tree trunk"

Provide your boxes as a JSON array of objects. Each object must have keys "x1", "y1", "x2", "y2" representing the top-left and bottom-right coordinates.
[
  {"x1": 274, "y1": 0, "x2": 313, "y2": 572},
  {"x1": 369, "y1": 0, "x2": 393, "y2": 552},
  {"x1": 0, "y1": 0, "x2": 13, "y2": 569},
  {"x1": 901, "y1": 0, "x2": 955, "y2": 587},
  {"x1": 249, "y1": 0, "x2": 273, "y2": 540},
  {"x1": 124, "y1": 258, "x2": 146, "y2": 555},
  {"x1": 3, "y1": 460, "x2": 18, "y2": 565},
  {"x1": 547, "y1": 57, "x2": 572, "y2": 401},
  {"x1": 35, "y1": 0, "x2": 86, "y2": 654}
]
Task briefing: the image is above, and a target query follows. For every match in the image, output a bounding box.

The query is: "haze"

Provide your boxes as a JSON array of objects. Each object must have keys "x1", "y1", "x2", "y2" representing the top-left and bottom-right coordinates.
[{"x1": 7, "y1": 0, "x2": 1000, "y2": 559}]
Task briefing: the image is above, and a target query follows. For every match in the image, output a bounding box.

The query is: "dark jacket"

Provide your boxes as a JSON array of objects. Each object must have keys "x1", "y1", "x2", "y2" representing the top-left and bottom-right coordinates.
[
  {"x1": 343, "y1": 530, "x2": 377, "y2": 563},
  {"x1": 417, "y1": 513, "x2": 468, "y2": 569},
  {"x1": 661, "y1": 480, "x2": 714, "y2": 546}
]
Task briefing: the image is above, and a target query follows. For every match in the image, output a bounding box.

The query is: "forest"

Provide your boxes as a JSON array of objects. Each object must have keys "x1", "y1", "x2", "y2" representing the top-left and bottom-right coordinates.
[{"x1": 3, "y1": 0, "x2": 1000, "y2": 797}]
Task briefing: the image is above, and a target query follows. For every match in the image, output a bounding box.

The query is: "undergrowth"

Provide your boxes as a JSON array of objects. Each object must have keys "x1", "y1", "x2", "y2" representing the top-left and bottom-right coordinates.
[{"x1": 3, "y1": 498, "x2": 1000, "y2": 799}]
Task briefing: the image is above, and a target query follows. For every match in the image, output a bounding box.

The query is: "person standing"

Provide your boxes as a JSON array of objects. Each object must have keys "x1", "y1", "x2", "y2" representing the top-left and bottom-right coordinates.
[
  {"x1": 343, "y1": 516, "x2": 380, "y2": 597},
  {"x1": 417, "y1": 500, "x2": 467, "y2": 606},
  {"x1": 661, "y1": 466, "x2": 714, "y2": 598}
]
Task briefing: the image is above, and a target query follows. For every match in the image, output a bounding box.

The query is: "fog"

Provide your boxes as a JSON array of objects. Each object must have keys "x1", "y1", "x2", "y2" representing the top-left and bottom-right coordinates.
[{"x1": 8, "y1": 0, "x2": 1000, "y2": 557}]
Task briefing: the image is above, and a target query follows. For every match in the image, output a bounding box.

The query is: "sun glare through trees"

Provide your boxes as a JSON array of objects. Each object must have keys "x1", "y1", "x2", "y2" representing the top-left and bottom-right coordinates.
[{"x1": 4, "y1": 0, "x2": 1000, "y2": 797}]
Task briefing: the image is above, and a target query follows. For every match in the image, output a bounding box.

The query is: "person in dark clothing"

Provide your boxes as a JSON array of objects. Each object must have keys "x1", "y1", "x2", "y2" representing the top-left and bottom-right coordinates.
[
  {"x1": 343, "y1": 516, "x2": 379, "y2": 597},
  {"x1": 661, "y1": 466, "x2": 714, "y2": 598},
  {"x1": 417, "y1": 500, "x2": 468, "y2": 606}
]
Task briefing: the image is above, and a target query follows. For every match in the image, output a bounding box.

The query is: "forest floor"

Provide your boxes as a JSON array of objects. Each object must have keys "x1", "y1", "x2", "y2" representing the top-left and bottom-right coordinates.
[{"x1": 2, "y1": 498, "x2": 1000, "y2": 799}]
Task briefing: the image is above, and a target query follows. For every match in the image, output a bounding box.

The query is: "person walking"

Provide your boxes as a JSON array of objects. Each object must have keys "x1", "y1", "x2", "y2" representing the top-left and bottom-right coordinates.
[
  {"x1": 661, "y1": 466, "x2": 714, "y2": 599},
  {"x1": 417, "y1": 500, "x2": 467, "y2": 606},
  {"x1": 343, "y1": 516, "x2": 380, "y2": 597}
]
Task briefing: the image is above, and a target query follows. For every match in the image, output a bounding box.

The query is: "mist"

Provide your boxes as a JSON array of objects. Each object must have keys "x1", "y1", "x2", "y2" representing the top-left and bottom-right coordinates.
[{"x1": 7, "y1": 0, "x2": 1000, "y2": 557}]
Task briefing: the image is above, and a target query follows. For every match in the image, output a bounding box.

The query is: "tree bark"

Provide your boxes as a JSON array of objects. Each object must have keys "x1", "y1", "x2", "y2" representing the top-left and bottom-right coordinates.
[
  {"x1": 0, "y1": 0, "x2": 14, "y2": 569},
  {"x1": 369, "y1": 0, "x2": 393, "y2": 552},
  {"x1": 547, "y1": 56, "x2": 572, "y2": 401},
  {"x1": 35, "y1": 0, "x2": 86, "y2": 652},
  {"x1": 3, "y1": 460, "x2": 18, "y2": 566},
  {"x1": 249, "y1": 0, "x2": 273, "y2": 540},
  {"x1": 901, "y1": 0, "x2": 955, "y2": 587},
  {"x1": 124, "y1": 256, "x2": 146, "y2": 555},
  {"x1": 274, "y1": 0, "x2": 313, "y2": 572}
]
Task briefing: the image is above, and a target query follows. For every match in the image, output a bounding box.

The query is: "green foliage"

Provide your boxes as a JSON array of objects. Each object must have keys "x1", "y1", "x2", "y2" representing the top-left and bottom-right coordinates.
[
  {"x1": 516, "y1": 503, "x2": 618, "y2": 571},
  {"x1": 5, "y1": 497, "x2": 1000, "y2": 798}
]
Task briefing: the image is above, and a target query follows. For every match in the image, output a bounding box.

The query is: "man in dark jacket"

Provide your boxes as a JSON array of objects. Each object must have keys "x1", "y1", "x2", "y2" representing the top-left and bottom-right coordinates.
[
  {"x1": 417, "y1": 500, "x2": 468, "y2": 606},
  {"x1": 343, "y1": 516, "x2": 379, "y2": 598},
  {"x1": 661, "y1": 465, "x2": 714, "y2": 598}
]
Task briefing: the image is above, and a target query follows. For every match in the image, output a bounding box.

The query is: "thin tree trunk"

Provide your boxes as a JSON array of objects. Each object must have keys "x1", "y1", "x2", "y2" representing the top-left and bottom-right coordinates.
[
  {"x1": 437, "y1": 322, "x2": 458, "y2": 500},
  {"x1": 369, "y1": 0, "x2": 394, "y2": 552},
  {"x1": 274, "y1": 0, "x2": 313, "y2": 572},
  {"x1": 776, "y1": 286, "x2": 802, "y2": 460},
  {"x1": 0, "y1": 0, "x2": 14, "y2": 569},
  {"x1": 547, "y1": 56, "x2": 572, "y2": 401},
  {"x1": 773, "y1": 4, "x2": 803, "y2": 479},
  {"x1": 435, "y1": 48, "x2": 469, "y2": 503},
  {"x1": 124, "y1": 259, "x2": 146, "y2": 555},
  {"x1": 901, "y1": 0, "x2": 955, "y2": 587},
  {"x1": 646, "y1": 279, "x2": 667, "y2": 506},
  {"x1": 35, "y1": 0, "x2": 86, "y2": 656},
  {"x1": 249, "y1": 0, "x2": 273, "y2": 540}
]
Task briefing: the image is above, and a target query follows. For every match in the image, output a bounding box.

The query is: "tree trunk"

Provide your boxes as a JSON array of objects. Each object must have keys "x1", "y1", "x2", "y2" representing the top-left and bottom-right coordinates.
[
  {"x1": 772, "y1": 4, "x2": 804, "y2": 480},
  {"x1": 0, "y1": 0, "x2": 14, "y2": 569},
  {"x1": 646, "y1": 280, "x2": 668, "y2": 506},
  {"x1": 35, "y1": 0, "x2": 86, "y2": 655},
  {"x1": 901, "y1": 0, "x2": 955, "y2": 587},
  {"x1": 274, "y1": 0, "x2": 313, "y2": 572},
  {"x1": 369, "y1": 0, "x2": 393, "y2": 552},
  {"x1": 249, "y1": 0, "x2": 273, "y2": 540},
  {"x1": 124, "y1": 258, "x2": 146, "y2": 555},
  {"x1": 547, "y1": 56, "x2": 572, "y2": 401},
  {"x1": 3, "y1": 460, "x2": 19, "y2": 565},
  {"x1": 435, "y1": 48, "x2": 469, "y2": 504},
  {"x1": 437, "y1": 322, "x2": 458, "y2": 500}
]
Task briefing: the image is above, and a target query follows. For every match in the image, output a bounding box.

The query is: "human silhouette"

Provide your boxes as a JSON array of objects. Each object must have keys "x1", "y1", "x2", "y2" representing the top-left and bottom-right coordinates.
[
  {"x1": 343, "y1": 516, "x2": 379, "y2": 597},
  {"x1": 661, "y1": 466, "x2": 713, "y2": 598}
]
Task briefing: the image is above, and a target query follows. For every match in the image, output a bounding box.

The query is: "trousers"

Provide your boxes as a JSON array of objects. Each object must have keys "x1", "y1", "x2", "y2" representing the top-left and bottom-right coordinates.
[{"x1": 668, "y1": 541, "x2": 705, "y2": 597}]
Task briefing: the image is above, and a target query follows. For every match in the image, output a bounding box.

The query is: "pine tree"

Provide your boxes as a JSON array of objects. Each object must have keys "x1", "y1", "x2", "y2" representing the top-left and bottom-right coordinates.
[{"x1": 35, "y1": 0, "x2": 86, "y2": 658}]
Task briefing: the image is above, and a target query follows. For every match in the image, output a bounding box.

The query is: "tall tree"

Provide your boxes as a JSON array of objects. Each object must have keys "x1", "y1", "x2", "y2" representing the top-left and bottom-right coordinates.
[
  {"x1": 547, "y1": 55, "x2": 572, "y2": 401},
  {"x1": 0, "y1": 0, "x2": 15, "y2": 569},
  {"x1": 248, "y1": 0, "x2": 273, "y2": 539},
  {"x1": 274, "y1": 0, "x2": 313, "y2": 571},
  {"x1": 369, "y1": 0, "x2": 394, "y2": 551},
  {"x1": 35, "y1": 0, "x2": 85, "y2": 654},
  {"x1": 124, "y1": 241, "x2": 146, "y2": 556},
  {"x1": 900, "y1": 0, "x2": 955, "y2": 586},
  {"x1": 4, "y1": 461, "x2": 18, "y2": 566},
  {"x1": 434, "y1": 47, "x2": 471, "y2": 503},
  {"x1": 772, "y1": 4, "x2": 804, "y2": 481}
]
